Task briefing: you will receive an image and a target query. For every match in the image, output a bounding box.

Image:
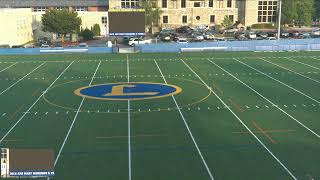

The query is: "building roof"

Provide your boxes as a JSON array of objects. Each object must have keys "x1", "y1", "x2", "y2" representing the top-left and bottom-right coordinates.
[{"x1": 0, "y1": 0, "x2": 108, "y2": 8}]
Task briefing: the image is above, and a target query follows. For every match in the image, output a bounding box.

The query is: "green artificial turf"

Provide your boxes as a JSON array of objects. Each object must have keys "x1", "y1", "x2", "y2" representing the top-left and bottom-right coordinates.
[{"x1": 0, "y1": 51, "x2": 319, "y2": 180}]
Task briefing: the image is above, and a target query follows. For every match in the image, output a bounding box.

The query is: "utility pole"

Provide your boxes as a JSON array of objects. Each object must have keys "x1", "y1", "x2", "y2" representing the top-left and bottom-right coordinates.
[{"x1": 277, "y1": 0, "x2": 282, "y2": 40}]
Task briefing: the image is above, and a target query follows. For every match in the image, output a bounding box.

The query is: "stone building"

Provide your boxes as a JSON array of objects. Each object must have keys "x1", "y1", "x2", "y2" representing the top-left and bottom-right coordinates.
[{"x1": 109, "y1": 0, "x2": 279, "y2": 28}]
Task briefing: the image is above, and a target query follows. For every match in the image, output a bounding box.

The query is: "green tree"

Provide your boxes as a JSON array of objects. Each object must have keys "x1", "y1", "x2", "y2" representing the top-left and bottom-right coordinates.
[
  {"x1": 221, "y1": 16, "x2": 233, "y2": 28},
  {"x1": 140, "y1": 0, "x2": 163, "y2": 31},
  {"x1": 42, "y1": 9, "x2": 82, "y2": 42},
  {"x1": 92, "y1": 24, "x2": 101, "y2": 36},
  {"x1": 282, "y1": 0, "x2": 314, "y2": 25},
  {"x1": 314, "y1": 0, "x2": 320, "y2": 20},
  {"x1": 80, "y1": 28, "x2": 94, "y2": 41}
]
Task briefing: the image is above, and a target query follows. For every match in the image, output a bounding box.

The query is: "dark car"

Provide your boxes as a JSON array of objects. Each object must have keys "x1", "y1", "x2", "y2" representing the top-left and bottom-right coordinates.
[
  {"x1": 235, "y1": 32, "x2": 247, "y2": 40},
  {"x1": 159, "y1": 33, "x2": 172, "y2": 42},
  {"x1": 176, "y1": 26, "x2": 192, "y2": 34},
  {"x1": 11, "y1": 45, "x2": 24, "y2": 48},
  {"x1": 257, "y1": 31, "x2": 268, "y2": 39},
  {"x1": 0, "y1": 44, "x2": 10, "y2": 48},
  {"x1": 289, "y1": 31, "x2": 300, "y2": 38}
]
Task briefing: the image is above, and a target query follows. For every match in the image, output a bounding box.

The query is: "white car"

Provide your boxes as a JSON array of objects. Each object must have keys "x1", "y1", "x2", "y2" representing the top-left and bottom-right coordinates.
[
  {"x1": 177, "y1": 38, "x2": 188, "y2": 44},
  {"x1": 128, "y1": 38, "x2": 150, "y2": 46},
  {"x1": 78, "y1": 43, "x2": 88, "y2": 48},
  {"x1": 40, "y1": 44, "x2": 50, "y2": 48},
  {"x1": 247, "y1": 32, "x2": 257, "y2": 39}
]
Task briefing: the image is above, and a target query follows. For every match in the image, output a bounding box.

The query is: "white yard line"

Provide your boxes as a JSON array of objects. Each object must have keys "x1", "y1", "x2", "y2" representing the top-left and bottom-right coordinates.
[
  {"x1": 285, "y1": 57, "x2": 320, "y2": 71},
  {"x1": 127, "y1": 55, "x2": 132, "y2": 180},
  {"x1": 0, "y1": 62, "x2": 45, "y2": 96},
  {"x1": 0, "y1": 62, "x2": 17, "y2": 73},
  {"x1": 208, "y1": 59, "x2": 320, "y2": 139},
  {"x1": 258, "y1": 57, "x2": 320, "y2": 84},
  {"x1": 234, "y1": 58, "x2": 320, "y2": 104},
  {"x1": 154, "y1": 59, "x2": 215, "y2": 180},
  {"x1": 180, "y1": 59, "x2": 297, "y2": 180},
  {"x1": 53, "y1": 61, "x2": 101, "y2": 167},
  {"x1": 0, "y1": 61, "x2": 74, "y2": 144}
]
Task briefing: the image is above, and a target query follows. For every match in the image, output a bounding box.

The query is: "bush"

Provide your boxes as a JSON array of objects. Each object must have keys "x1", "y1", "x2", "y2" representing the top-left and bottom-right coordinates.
[
  {"x1": 251, "y1": 23, "x2": 275, "y2": 29},
  {"x1": 80, "y1": 28, "x2": 94, "y2": 41},
  {"x1": 92, "y1": 24, "x2": 101, "y2": 36}
]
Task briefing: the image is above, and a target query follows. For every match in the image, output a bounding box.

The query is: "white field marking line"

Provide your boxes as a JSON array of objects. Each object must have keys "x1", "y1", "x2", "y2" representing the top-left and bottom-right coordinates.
[
  {"x1": 53, "y1": 61, "x2": 101, "y2": 168},
  {"x1": 0, "y1": 61, "x2": 74, "y2": 144},
  {"x1": 126, "y1": 55, "x2": 132, "y2": 180},
  {"x1": 181, "y1": 59, "x2": 297, "y2": 180},
  {"x1": 285, "y1": 57, "x2": 320, "y2": 71},
  {"x1": 258, "y1": 57, "x2": 320, "y2": 84},
  {"x1": 154, "y1": 59, "x2": 215, "y2": 180},
  {"x1": 0, "y1": 62, "x2": 17, "y2": 73},
  {"x1": 0, "y1": 62, "x2": 45, "y2": 96},
  {"x1": 209, "y1": 59, "x2": 320, "y2": 138},
  {"x1": 311, "y1": 57, "x2": 320, "y2": 62},
  {"x1": 234, "y1": 58, "x2": 320, "y2": 104}
]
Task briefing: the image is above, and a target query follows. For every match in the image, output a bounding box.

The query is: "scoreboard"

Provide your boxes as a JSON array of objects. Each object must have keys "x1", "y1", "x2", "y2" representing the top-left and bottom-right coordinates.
[
  {"x1": 108, "y1": 9, "x2": 145, "y2": 36},
  {"x1": 1, "y1": 148, "x2": 54, "y2": 178}
]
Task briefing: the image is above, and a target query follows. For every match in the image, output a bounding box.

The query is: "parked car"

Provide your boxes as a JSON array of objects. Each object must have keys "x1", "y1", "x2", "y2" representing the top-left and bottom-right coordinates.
[
  {"x1": 177, "y1": 38, "x2": 188, "y2": 44},
  {"x1": 203, "y1": 32, "x2": 215, "y2": 40},
  {"x1": 311, "y1": 30, "x2": 320, "y2": 36},
  {"x1": 176, "y1": 26, "x2": 192, "y2": 34},
  {"x1": 11, "y1": 45, "x2": 24, "y2": 48},
  {"x1": 280, "y1": 30, "x2": 290, "y2": 38},
  {"x1": 257, "y1": 31, "x2": 268, "y2": 39},
  {"x1": 128, "y1": 38, "x2": 150, "y2": 46},
  {"x1": 289, "y1": 31, "x2": 300, "y2": 38},
  {"x1": 40, "y1": 44, "x2": 50, "y2": 48},
  {"x1": 0, "y1": 44, "x2": 10, "y2": 48},
  {"x1": 160, "y1": 33, "x2": 172, "y2": 42},
  {"x1": 192, "y1": 33, "x2": 204, "y2": 41},
  {"x1": 246, "y1": 32, "x2": 257, "y2": 39},
  {"x1": 78, "y1": 43, "x2": 88, "y2": 48},
  {"x1": 235, "y1": 32, "x2": 247, "y2": 40},
  {"x1": 299, "y1": 32, "x2": 311, "y2": 39},
  {"x1": 267, "y1": 37, "x2": 276, "y2": 40}
]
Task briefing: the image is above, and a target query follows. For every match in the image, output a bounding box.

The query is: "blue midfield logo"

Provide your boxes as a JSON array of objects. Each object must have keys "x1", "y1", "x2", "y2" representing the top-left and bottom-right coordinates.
[{"x1": 74, "y1": 82, "x2": 182, "y2": 100}]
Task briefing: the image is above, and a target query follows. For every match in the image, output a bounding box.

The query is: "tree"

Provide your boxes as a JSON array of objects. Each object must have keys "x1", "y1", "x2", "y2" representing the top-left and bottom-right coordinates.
[
  {"x1": 42, "y1": 9, "x2": 82, "y2": 42},
  {"x1": 282, "y1": 0, "x2": 314, "y2": 25},
  {"x1": 80, "y1": 28, "x2": 94, "y2": 41},
  {"x1": 221, "y1": 16, "x2": 233, "y2": 28},
  {"x1": 140, "y1": 0, "x2": 163, "y2": 31},
  {"x1": 92, "y1": 24, "x2": 101, "y2": 36},
  {"x1": 314, "y1": 0, "x2": 320, "y2": 20}
]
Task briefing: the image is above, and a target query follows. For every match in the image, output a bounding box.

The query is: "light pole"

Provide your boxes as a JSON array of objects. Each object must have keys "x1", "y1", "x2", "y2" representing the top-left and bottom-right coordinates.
[{"x1": 277, "y1": 0, "x2": 282, "y2": 40}]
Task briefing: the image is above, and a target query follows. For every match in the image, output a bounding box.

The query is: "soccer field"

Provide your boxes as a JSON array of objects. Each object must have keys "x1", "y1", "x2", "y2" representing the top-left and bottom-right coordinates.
[{"x1": 0, "y1": 51, "x2": 319, "y2": 180}]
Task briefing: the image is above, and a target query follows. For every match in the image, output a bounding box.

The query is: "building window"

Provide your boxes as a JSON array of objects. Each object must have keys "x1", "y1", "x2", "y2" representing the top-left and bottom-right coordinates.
[
  {"x1": 73, "y1": 6, "x2": 88, "y2": 11},
  {"x1": 181, "y1": 0, "x2": 186, "y2": 8},
  {"x1": 54, "y1": 6, "x2": 67, "y2": 10},
  {"x1": 258, "y1": 0, "x2": 278, "y2": 23},
  {"x1": 121, "y1": 0, "x2": 140, "y2": 8},
  {"x1": 101, "y1": 16, "x2": 107, "y2": 24},
  {"x1": 163, "y1": 16, "x2": 168, "y2": 23},
  {"x1": 210, "y1": 15, "x2": 215, "y2": 23},
  {"x1": 182, "y1": 15, "x2": 187, "y2": 23},
  {"x1": 32, "y1": 7, "x2": 48, "y2": 12},
  {"x1": 194, "y1": 2, "x2": 201, "y2": 7},
  {"x1": 218, "y1": 0, "x2": 224, "y2": 8},
  {"x1": 162, "y1": 0, "x2": 167, "y2": 8},
  {"x1": 227, "y1": 0, "x2": 232, "y2": 8},
  {"x1": 229, "y1": 15, "x2": 234, "y2": 22},
  {"x1": 209, "y1": 0, "x2": 214, "y2": 7}
]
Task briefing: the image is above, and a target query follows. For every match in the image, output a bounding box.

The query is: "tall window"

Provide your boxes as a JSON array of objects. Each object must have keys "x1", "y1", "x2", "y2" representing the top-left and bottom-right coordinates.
[
  {"x1": 210, "y1": 15, "x2": 215, "y2": 23},
  {"x1": 229, "y1": 15, "x2": 234, "y2": 22},
  {"x1": 101, "y1": 17, "x2": 107, "y2": 24},
  {"x1": 182, "y1": 15, "x2": 187, "y2": 23},
  {"x1": 218, "y1": 0, "x2": 224, "y2": 8},
  {"x1": 121, "y1": 0, "x2": 140, "y2": 8},
  {"x1": 162, "y1": 0, "x2": 167, "y2": 8},
  {"x1": 227, "y1": 0, "x2": 232, "y2": 8},
  {"x1": 194, "y1": 2, "x2": 201, "y2": 7},
  {"x1": 163, "y1": 16, "x2": 168, "y2": 23},
  {"x1": 181, "y1": 0, "x2": 186, "y2": 8},
  {"x1": 209, "y1": 0, "x2": 214, "y2": 7},
  {"x1": 258, "y1": 1, "x2": 278, "y2": 23}
]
